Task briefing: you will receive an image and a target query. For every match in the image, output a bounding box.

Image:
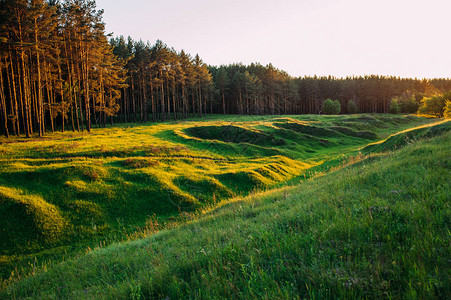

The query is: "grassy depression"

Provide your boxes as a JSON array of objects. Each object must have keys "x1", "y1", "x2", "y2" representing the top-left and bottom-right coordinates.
[{"x1": 0, "y1": 114, "x2": 440, "y2": 284}]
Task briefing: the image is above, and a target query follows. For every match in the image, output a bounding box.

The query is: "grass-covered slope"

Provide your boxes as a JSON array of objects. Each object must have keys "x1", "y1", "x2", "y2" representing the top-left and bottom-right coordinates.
[
  {"x1": 0, "y1": 114, "x2": 439, "y2": 281},
  {"x1": 3, "y1": 119, "x2": 450, "y2": 299},
  {"x1": 361, "y1": 119, "x2": 450, "y2": 153},
  {"x1": 0, "y1": 187, "x2": 66, "y2": 249}
]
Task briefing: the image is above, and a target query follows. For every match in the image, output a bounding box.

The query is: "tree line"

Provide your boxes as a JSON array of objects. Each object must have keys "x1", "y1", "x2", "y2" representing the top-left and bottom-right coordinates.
[
  {"x1": 209, "y1": 64, "x2": 451, "y2": 115},
  {"x1": 110, "y1": 37, "x2": 213, "y2": 123},
  {"x1": 110, "y1": 56, "x2": 451, "y2": 124},
  {"x1": 0, "y1": 0, "x2": 125, "y2": 138},
  {"x1": 1, "y1": 0, "x2": 450, "y2": 138}
]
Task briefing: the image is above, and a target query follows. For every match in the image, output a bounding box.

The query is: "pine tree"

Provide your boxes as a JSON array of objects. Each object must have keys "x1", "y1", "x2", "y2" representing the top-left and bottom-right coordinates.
[{"x1": 215, "y1": 67, "x2": 229, "y2": 114}]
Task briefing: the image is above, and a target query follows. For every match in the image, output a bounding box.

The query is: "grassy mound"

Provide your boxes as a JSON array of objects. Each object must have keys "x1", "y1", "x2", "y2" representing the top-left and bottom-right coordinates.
[
  {"x1": 275, "y1": 120, "x2": 338, "y2": 137},
  {"x1": 331, "y1": 126, "x2": 378, "y2": 139},
  {"x1": 184, "y1": 125, "x2": 286, "y2": 146},
  {"x1": 176, "y1": 176, "x2": 232, "y2": 203},
  {"x1": 3, "y1": 122, "x2": 449, "y2": 299},
  {"x1": 340, "y1": 115, "x2": 388, "y2": 128},
  {"x1": 362, "y1": 120, "x2": 451, "y2": 153},
  {"x1": 170, "y1": 128, "x2": 285, "y2": 158},
  {"x1": 216, "y1": 156, "x2": 310, "y2": 192},
  {"x1": 0, "y1": 187, "x2": 66, "y2": 250}
]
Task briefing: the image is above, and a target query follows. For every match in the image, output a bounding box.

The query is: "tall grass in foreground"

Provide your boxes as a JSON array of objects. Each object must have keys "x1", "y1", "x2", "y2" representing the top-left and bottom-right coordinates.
[
  {"x1": 0, "y1": 114, "x2": 434, "y2": 281},
  {"x1": 3, "y1": 125, "x2": 450, "y2": 299}
]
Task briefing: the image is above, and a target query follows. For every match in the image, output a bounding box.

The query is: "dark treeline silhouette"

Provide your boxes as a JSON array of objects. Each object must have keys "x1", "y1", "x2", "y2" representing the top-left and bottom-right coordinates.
[
  {"x1": 111, "y1": 51, "x2": 451, "y2": 123},
  {"x1": 209, "y1": 64, "x2": 451, "y2": 115},
  {"x1": 110, "y1": 37, "x2": 213, "y2": 123},
  {"x1": 1, "y1": 0, "x2": 450, "y2": 138}
]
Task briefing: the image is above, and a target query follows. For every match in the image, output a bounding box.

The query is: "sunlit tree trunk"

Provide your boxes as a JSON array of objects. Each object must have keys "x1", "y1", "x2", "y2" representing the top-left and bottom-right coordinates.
[{"x1": 0, "y1": 65, "x2": 9, "y2": 137}]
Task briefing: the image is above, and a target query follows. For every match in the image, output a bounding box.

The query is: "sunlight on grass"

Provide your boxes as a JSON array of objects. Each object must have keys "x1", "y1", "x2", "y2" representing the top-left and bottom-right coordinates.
[
  {"x1": 0, "y1": 114, "x2": 443, "y2": 288},
  {"x1": 2, "y1": 118, "x2": 449, "y2": 298}
]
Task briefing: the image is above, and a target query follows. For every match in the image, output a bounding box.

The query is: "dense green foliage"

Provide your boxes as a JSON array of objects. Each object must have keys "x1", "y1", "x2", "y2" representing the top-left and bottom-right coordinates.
[
  {"x1": 397, "y1": 94, "x2": 420, "y2": 113},
  {"x1": 419, "y1": 92, "x2": 451, "y2": 117},
  {"x1": 2, "y1": 118, "x2": 449, "y2": 299},
  {"x1": 347, "y1": 100, "x2": 358, "y2": 114},
  {"x1": 389, "y1": 98, "x2": 400, "y2": 114},
  {"x1": 0, "y1": 114, "x2": 435, "y2": 284},
  {"x1": 322, "y1": 98, "x2": 341, "y2": 114},
  {"x1": 444, "y1": 100, "x2": 451, "y2": 118}
]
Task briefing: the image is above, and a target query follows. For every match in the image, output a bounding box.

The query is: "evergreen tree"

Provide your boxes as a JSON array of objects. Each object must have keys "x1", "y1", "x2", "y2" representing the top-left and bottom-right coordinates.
[
  {"x1": 347, "y1": 100, "x2": 358, "y2": 114},
  {"x1": 215, "y1": 67, "x2": 229, "y2": 114},
  {"x1": 322, "y1": 99, "x2": 341, "y2": 114}
]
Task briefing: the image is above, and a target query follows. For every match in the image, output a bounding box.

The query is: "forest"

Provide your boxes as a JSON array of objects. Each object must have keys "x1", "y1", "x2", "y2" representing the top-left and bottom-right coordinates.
[{"x1": 1, "y1": 0, "x2": 451, "y2": 138}]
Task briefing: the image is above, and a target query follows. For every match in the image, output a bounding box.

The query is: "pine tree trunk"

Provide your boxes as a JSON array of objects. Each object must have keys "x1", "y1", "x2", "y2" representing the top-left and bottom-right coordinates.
[
  {"x1": 17, "y1": 11, "x2": 31, "y2": 137},
  {"x1": 80, "y1": 42, "x2": 91, "y2": 132},
  {"x1": 8, "y1": 53, "x2": 20, "y2": 135},
  {"x1": 130, "y1": 73, "x2": 136, "y2": 122},
  {"x1": 74, "y1": 40, "x2": 84, "y2": 131},
  {"x1": 0, "y1": 66, "x2": 9, "y2": 137},
  {"x1": 222, "y1": 92, "x2": 226, "y2": 114},
  {"x1": 21, "y1": 52, "x2": 32, "y2": 137},
  {"x1": 66, "y1": 40, "x2": 80, "y2": 132},
  {"x1": 172, "y1": 86, "x2": 176, "y2": 120},
  {"x1": 182, "y1": 85, "x2": 187, "y2": 119},
  {"x1": 166, "y1": 81, "x2": 170, "y2": 120},
  {"x1": 161, "y1": 80, "x2": 166, "y2": 122},
  {"x1": 198, "y1": 83, "x2": 202, "y2": 118},
  {"x1": 44, "y1": 59, "x2": 54, "y2": 133},
  {"x1": 16, "y1": 56, "x2": 26, "y2": 135},
  {"x1": 142, "y1": 76, "x2": 147, "y2": 122},
  {"x1": 191, "y1": 92, "x2": 195, "y2": 117},
  {"x1": 34, "y1": 18, "x2": 44, "y2": 136},
  {"x1": 239, "y1": 89, "x2": 243, "y2": 115},
  {"x1": 139, "y1": 75, "x2": 144, "y2": 122},
  {"x1": 123, "y1": 87, "x2": 128, "y2": 123},
  {"x1": 5, "y1": 57, "x2": 17, "y2": 135},
  {"x1": 150, "y1": 81, "x2": 155, "y2": 121}
]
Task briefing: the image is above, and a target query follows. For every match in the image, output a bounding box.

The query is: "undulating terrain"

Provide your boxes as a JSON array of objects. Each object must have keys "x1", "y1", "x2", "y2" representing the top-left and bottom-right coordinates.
[{"x1": 1, "y1": 114, "x2": 449, "y2": 298}]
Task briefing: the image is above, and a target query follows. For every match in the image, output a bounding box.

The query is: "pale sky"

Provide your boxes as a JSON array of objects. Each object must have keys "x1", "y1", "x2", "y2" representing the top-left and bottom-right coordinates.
[{"x1": 96, "y1": 0, "x2": 451, "y2": 79}]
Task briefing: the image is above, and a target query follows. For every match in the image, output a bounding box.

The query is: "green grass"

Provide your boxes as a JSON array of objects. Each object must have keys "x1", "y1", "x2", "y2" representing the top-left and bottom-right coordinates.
[
  {"x1": 0, "y1": 186, "x2": 66, "y2": 248},
  {"x1": 1, "y1": 116, "x2": 449, "y2": 299},
  {"x1": 0, "y1": 114, "x2": 445, "y2": 294}
]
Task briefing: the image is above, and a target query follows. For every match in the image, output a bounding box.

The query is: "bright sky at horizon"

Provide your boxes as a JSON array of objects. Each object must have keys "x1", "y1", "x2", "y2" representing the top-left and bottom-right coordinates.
[{"x1": 96, "y1": 0, "x2": 451, "y2": 79}]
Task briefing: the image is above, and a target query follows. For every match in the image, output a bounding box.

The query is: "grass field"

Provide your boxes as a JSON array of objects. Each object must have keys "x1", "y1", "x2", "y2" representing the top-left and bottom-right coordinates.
[{"x1": 1, "y1": 114, "x2": 449, "y2": 298}]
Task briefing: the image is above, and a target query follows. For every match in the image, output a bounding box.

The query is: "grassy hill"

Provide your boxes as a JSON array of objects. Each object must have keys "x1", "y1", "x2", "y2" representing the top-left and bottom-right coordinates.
[{"x1": 1, "y1": 114, "x2": 448, "y2": 297}]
